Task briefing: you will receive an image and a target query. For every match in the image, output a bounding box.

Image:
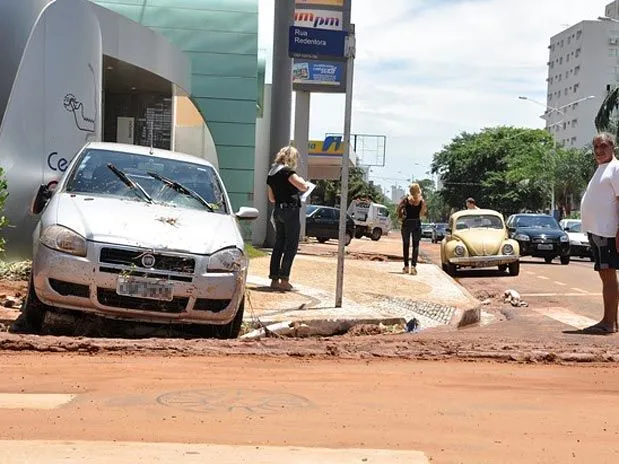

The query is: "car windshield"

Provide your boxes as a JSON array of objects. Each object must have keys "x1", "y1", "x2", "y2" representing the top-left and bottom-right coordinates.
[
  {"x1": 64, "y1": 149, "x2": 227, "y2": 213},
  {"x1": 435, "y1": 223, "x2": 448, "y2": 230},
  {"x1": 515, "y1": 216, "x2": 559, "y2": 229},
  {"x1": 567, "y1": 222, "x2": 582, "y2": 232},
  {"x1": 306, "y1": 205, "x2": 319, "y2": 215},
  {"x1": 455, "y1": 215, "x2": 503, "y2": 230}
]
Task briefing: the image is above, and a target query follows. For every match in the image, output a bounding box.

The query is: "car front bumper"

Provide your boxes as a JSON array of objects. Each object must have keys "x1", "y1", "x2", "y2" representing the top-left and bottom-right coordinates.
[
  {"x1": 570, "y1": 243, "x2": 592, "y2": 256},
  {"x1": 449, "y1": 254, "x2": 519, "y2": 268},
  {"x1": 32, "y1": 242, "x2": 245, "y2": 326},
  {"x1": 518, "y1": 241, "x2": 569, "y2": 257}
]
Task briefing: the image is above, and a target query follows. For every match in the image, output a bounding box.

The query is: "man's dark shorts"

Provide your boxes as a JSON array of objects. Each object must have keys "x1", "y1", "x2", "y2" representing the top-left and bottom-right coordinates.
[{"x1": 588, "y1": 233, "x2": 619, "y2": 271}]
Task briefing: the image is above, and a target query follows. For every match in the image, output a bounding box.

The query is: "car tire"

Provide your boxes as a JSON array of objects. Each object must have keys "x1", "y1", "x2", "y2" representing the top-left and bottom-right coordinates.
[
  {"x1": 344, "y1": 232, "x2": 352, "y2": 246},
  {"x1": 211, "y1": 296, "x2": 245, "y2": 340},
  {"x1": 446, "y1": 262, "x2": 457, "y2": 276},
  {"x1": 317, "y1": 237, "x2": 329, "y2": 243},
  {"x1": 544, "y1": 256, "x2": 553, "y2": 264},
  {"x1": 498, "y1": 264, "x2": 508, "y2": 272},
  {"x1": 508, "y1": 261, "x2": 520, "y2": 276},
  {"x1": 355, "y1": 231, "x2": 364, "y2": 239},
  {"x1": 590, "y1": 255, "x2": 595, "y2": 262},
  {"x1": 560, "y1": 254, "x2": 570, "y2": 265},
  {"x1": 370, "y1": 228, "x2": 382, "y2": 241},
  {"x1": 10, "y1": 275, "x2": 51, "y2": 334}
]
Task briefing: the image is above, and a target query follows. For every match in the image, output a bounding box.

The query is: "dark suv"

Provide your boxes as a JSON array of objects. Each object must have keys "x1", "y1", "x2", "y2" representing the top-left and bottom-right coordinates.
[
  {"x1": 306, "y1": 205, "x2": 356, "y2": 246},
  {"x1": 506, "y1": 213, "x2": 570, "y2": 264}
]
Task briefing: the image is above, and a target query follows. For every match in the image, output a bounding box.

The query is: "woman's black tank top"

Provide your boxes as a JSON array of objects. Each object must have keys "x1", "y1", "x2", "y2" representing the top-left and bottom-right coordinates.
[{"x1": 404, "y1": 200, "x2": 422, "y2": 221}]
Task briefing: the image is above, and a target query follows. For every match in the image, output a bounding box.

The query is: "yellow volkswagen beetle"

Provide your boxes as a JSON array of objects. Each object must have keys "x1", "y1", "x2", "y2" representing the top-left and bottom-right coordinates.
[{"x1": 440, "y1": 209, "x2": 520, "y2": 276}]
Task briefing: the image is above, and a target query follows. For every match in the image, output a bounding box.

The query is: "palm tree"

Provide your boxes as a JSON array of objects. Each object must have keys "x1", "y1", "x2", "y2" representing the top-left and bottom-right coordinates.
[{"x1": 594, "y1": 86, "x2": 619, "y2": 137}]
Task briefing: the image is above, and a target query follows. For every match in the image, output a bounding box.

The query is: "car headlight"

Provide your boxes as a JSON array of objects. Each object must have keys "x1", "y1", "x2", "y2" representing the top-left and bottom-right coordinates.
[
  {"x1": 454, "y1": 245, "x2": 466, "y2": 256},
  {"x1": 40, "y1": 225, "x2": 87, "y2": 257},
  {"x1": 560, "y1": 235, "x2": 569, "y2": 242},
  {"x1": 207, "y1": 247, "x2": 247, "y2": 273},
  {"x1": 502, "y1": 244, "x2": 514, "y2": 255},
  {"x1": 514, "y1": 234, "x2": 530, "y2": 242}
]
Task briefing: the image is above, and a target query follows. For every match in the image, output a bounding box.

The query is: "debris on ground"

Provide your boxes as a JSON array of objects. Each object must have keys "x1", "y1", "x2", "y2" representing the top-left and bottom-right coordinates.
[{"x1": 504, "y1": 289, "x2": 528, "y2": 307}]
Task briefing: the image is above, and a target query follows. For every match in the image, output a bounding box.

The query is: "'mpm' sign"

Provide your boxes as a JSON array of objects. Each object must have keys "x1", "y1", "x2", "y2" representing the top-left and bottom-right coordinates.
[{"x1": 294, "y1": 9, "x2": 343, "y2": 30}]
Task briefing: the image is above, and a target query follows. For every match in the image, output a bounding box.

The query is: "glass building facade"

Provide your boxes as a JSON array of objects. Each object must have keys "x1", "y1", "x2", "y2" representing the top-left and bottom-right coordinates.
[{"x1": 93, "y1": 0, "x2": 259, "y2": 210}]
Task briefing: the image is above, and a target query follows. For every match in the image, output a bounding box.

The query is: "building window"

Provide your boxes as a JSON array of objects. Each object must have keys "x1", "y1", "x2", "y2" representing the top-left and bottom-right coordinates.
[
  {"x1": 574, "y1": 65, "x2": 580, "y2": 75},
  {"x1": 565, "y1": 71, "x2": 569, "y2": 78},
  {"x1": 610, "y1": 48, "x2": 618, "y2": 57},
  {"x1": 576, "y1": 30, "x2": 582, "y2": 39},
  {"x1": 572, "y1": 119, "x2": 578, "y2": 126},
  {"x1": 575, "y1": 48, "x2": 581, "y2": 57},
  {"x1": 574, "y1": 83, "x2": 579, "y2": 92},
  {"x1": 559, "y1": 57, "x2": 563, "y2": 64},
  {"x1": 566, "y1": 54, "x2": 570, "y2": 62}
]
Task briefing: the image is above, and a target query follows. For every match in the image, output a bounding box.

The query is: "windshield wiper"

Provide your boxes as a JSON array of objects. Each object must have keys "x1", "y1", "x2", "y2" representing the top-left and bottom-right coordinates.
[
  {"x1": 107, "y1": 163, "x2": 153, "y2": 203},
  {"x1": 147, "y1": 172, "x2": 214, "y2": 212}
]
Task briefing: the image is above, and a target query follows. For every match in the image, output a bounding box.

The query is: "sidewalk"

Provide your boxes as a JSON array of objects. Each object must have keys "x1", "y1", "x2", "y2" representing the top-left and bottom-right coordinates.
[{"x1": 245, "y1": 236, "x2": 480, "y2": 334}]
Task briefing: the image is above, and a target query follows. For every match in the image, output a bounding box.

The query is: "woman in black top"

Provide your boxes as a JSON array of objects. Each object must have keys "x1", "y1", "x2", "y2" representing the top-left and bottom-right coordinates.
[
  {"x1": 267, "y1": 146, "x2": 309, "y2": 291},
  {"x1": 397, "y1": 183, "x2": 427, "y2": 275}
]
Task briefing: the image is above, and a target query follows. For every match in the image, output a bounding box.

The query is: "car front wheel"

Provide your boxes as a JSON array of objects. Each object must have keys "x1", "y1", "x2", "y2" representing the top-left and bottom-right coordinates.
[
  {"x1": 560, "y1": 254, "x2": 570, "y2": 265},
  {"x1": 544, "y1": 256, "x2": 554, "y2": 264},
  {"x1": 508, "y1": 261, "x2": 520, "y2": 276},
  {"x1": 370, "y1": 228, "x2": 382, "y2": 241},
  {"x1": 317, "y1": 237, "x2": 329, "y2": 243},
  {"x1": 210, "y1": 297, "x2": 245, "y2": 340},
  {"x1": 344, "y1": 232, "x2": 352, "y2": 246},
  {"x1": 10, "y1": 275, "x2": 51, "y2": 334}
]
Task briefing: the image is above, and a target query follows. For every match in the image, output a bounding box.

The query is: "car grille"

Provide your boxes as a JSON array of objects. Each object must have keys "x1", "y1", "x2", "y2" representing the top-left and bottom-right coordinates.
[
  {"x1": 531, "y1": 236, "x2": 559, "y2": 243},
  {"x1": 100, "y1": 247, "x2": 195, "y2": 273},
  {"x1": 99, "y1": 266, "x2": 193, "y2": 283},
  {"x1": 97, "y1": 288, "x2": 188, "y2": 313}
]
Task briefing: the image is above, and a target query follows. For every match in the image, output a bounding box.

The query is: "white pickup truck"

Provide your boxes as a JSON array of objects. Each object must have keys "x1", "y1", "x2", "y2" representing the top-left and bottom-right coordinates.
[{"x1": 346, "y1": 200, "x2": 391, "y2": 241}]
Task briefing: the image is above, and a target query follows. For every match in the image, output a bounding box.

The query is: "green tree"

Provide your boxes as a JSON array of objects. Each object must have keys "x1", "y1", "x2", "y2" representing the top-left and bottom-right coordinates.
[{"x1": 310, "y1": 168, "x2": 386, "y2": 207}]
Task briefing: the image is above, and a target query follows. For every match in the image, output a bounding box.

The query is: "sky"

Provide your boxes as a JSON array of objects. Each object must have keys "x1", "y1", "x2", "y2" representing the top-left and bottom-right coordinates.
[{"x1": 258, "y1": 0, "x2": 611, "y2": 193}]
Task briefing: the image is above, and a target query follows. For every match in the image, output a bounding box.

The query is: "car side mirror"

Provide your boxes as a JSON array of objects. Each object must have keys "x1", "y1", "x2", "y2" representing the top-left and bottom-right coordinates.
[
  {"x1": 507, "y1": 226, "x2": 515, "y2": 233},
  {"x1": 235, "y1": 206, "x2": 259, "y2": 220},
  {"x1": 563, "y1": 226, "x2": 571, "y2": 232},
  {"x1": 445, "y1": 227, "x2": 452, "y2": 234},
  {"x1": 30, "y1": 184, "x2": 53, "y2": 215}
]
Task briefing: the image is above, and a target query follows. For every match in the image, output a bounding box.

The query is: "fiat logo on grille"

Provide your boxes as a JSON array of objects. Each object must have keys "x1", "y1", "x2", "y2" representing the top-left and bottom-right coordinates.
[{"x1": 141, "y1": 253, "x2": 156, "y2": 268}]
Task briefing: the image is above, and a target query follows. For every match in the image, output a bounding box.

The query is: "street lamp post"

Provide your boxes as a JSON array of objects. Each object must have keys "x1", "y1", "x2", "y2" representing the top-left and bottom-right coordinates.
[{"x1": 518, "y1": 95, "x2": 595, "y2": 215}]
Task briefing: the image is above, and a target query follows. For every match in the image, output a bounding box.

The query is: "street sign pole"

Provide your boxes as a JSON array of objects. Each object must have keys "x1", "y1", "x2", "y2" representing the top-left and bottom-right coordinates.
[{"x1": 335, "y1": 26, "x2": 355, "y2": 308}]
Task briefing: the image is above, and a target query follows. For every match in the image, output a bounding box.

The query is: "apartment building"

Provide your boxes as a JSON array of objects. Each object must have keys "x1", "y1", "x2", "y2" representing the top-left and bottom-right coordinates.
[{"x1": 546, "y1": 1, "x2": 619, "y2": 147}]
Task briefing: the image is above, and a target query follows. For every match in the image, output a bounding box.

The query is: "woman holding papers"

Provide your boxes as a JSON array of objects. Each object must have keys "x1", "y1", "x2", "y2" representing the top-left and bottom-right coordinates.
[{"x1": 267, "y1": 146, "x2": 310, "y2": 291}]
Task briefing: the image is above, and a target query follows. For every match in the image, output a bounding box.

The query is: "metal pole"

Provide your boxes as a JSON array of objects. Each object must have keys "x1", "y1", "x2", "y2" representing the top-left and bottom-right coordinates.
[
  {"x1": 551, "y1": 138, "x2": 556, "y2": 215},
  {"x1": 335, "y1": 27, "x2": 355, "y2": 308},
  {"x1": 294, "y1": 91, "x2": 311, "y2": 241},
  {"x1": 264, "y1": 0, "x2": 294, "y2": 247}
]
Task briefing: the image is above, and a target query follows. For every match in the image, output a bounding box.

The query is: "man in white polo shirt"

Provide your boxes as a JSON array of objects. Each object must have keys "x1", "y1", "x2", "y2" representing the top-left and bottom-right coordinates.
[{"x1": 581, "y1": 132, "x2": 619, "y2": 334}]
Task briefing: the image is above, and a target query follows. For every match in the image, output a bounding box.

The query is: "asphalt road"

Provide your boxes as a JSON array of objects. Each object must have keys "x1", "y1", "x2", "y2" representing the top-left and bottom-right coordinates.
[{"x1": 419, "y1": 239, "x2": 605, "y2": 327}]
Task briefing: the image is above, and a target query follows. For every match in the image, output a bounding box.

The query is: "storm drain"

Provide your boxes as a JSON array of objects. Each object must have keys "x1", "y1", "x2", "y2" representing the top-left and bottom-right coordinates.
[{"x1": 369, "y1": 295, "x2": 456, "y2": 330}]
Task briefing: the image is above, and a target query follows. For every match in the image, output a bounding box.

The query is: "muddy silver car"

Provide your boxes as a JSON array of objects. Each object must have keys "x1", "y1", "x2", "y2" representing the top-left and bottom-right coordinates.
[{"x1": 16, "y1": 142, "x2": 258, "y2": 338}]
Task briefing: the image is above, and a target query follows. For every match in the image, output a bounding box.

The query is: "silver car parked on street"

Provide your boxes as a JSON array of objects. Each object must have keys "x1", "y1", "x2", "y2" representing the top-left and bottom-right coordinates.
[{"x1": 15, "y1": 142, "x2": 259, "y2": 338}]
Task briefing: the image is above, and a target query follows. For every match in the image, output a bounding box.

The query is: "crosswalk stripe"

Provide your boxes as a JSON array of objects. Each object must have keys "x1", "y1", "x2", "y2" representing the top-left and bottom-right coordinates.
[
  {"x1": 532, "y1": 307, "x2": 598, "y2": 330},
  {"x1": 0, "y1": 441, "x2": 430, "y2": 464},
  {"x1": 0, "y1": 394, "x2": 76, "y2": 410}
]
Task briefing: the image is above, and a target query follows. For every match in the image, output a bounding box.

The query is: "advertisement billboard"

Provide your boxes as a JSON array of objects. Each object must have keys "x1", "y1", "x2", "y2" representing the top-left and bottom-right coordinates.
[{"x1": 293, "y1": 61, "x2": 343, "y2": 87}]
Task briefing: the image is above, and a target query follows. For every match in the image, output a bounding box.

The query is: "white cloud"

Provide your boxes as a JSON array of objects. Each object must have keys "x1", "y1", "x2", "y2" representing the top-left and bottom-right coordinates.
[{"x1": 258, "y1": 0, "x2": 610, "y2": 190}]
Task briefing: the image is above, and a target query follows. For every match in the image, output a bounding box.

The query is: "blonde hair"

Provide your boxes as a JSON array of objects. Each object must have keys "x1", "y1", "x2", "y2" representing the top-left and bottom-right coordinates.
[
  {"x1": 409, "y1": 183, "x2": 422, "y2": 199},
  {"x1": 274, "y1": 145, "x2": 300, "y2": 169}
]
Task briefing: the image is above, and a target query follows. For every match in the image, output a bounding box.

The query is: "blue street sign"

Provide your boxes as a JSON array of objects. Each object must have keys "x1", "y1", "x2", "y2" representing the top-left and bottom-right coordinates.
[{"x1": 288, "y1": 26, "x2": 346, "y2": 59}]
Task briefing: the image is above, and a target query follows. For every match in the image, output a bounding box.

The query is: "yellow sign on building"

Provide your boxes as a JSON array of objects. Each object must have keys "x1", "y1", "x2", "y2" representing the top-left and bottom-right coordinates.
[{"x1": 308, "y1": 136, "x2": 344, "y2": 156}]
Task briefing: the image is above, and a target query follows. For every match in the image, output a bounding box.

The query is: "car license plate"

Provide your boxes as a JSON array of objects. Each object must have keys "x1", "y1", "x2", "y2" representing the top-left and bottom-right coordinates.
[
  {"x1": 537, "y1": 244, "x2": 553, "y2": 250},
  {"x1": 116, "y1": 276, "x2": 174, "y2": 301}
]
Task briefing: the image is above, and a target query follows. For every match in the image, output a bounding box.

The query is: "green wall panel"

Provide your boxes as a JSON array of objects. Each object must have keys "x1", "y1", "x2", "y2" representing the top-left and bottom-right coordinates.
[
  {"x1": 198, "y1": 99, "x2": 257, "y2": 125},
  {"x1": 93, "y1": 0, "x2": 258, "y2": 217},
  {"x1": 208, "y1": 122, "x2": 256, "y2": 147},
  {"x1": 217, "y1": 146, "x2": 256, "y2": 170},
  {"x1": 188, "y1": 53, "x2": 257, "y2": 77}
]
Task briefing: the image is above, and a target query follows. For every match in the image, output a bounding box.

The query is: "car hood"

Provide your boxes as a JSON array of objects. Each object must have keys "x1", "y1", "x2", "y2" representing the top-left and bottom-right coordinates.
[
  {"x1": 513, "y1": 227, "x2": 565, "y2": 238},
  {"x1": 453, "y1": 229, "x2": 506, "y2": 256},
  {"x1": 48, "y1": 193, "x2": 242, "y2": 254},
  {"x1": 567, "y1": 232, "x2": 589, "y2": 243}
]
